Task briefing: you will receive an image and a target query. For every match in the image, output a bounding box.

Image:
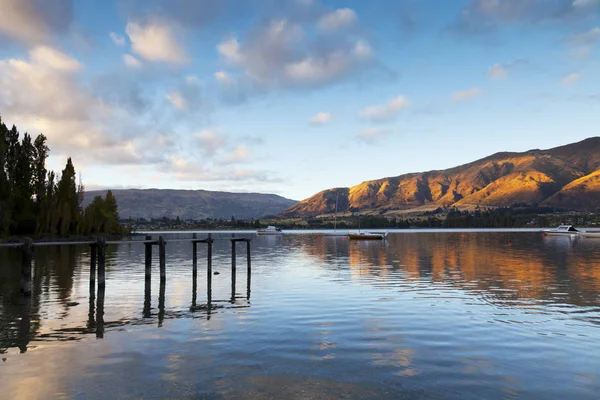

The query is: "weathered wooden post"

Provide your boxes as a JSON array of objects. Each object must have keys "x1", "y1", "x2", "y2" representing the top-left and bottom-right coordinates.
[
  {"x1": 89, "y1": 242, "x2": 97, "y2": 286},
  {"x1": 207, "y1": 233, "x2": 213, "y2": 286},
  {"x1": 144, "y1": 235, "x2": 152, "y2": 281},
  {"x1": 231, "y1": 233, "x2": 236, "y2": 277},
  {"x1": 231, "y1": 234, "x2": 236, "y2": 303},
  {"x1": 192, "y1": 232, "x2": 198, "y2": 275},
  {"x1": 20, "y1": 238, "x2": 33, "y2": 296},
  {"x1": 97, "y1": 237, "x2": 106, "y2": 287},
  {"x1": 158, "y1": 236, "x2": 166, "y2": 282},
  {"x1": 246, "y1": 239, "x2": 251, "y2": 300}
]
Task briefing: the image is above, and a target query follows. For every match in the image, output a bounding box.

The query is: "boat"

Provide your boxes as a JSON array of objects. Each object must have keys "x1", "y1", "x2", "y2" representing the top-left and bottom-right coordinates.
[
  {"x1": 542, "y1": 225, "x2": 580, "y2": 236},
  {"x1": 348, "y1": 232, "x2": 388, "y2": 240},
  {"x1": 580, "y1": 231, "x2": 600, "y2": 238},
  {"x1": 256, "y1": 226, "x2": 283, "y2": 235}
]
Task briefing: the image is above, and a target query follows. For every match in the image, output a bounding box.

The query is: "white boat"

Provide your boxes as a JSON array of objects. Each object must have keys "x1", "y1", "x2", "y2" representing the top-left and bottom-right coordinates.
[
  {"x1": 542, "y1": 225, "x2": 580, "y2": 236},
  {"x1": 256, "y1": 226, "x2": 283, "y2": 235},
  {"x1": 580, "y1": 231, "x2": 600, "y2": 238}
]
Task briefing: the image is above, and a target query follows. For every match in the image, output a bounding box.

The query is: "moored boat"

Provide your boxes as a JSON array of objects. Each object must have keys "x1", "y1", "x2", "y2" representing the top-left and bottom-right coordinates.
[
  {"x1": 348, "y1": 232, "x2": 388, "y2": 240},
  {"x1": 257, "y1": 226, "x2": 283, "y2": 235},
  {"x1": 542, "y1": 225, "x2": 580, "y2": 236}
]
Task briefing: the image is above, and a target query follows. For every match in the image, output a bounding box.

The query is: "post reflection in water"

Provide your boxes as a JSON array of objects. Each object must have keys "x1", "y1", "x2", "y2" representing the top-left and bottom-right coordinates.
[
  {"x1": 95, "y1": 284, "x2": 105, "y2": 339},
  {"x1": 158, "y1": 282, "x2": 165, "y2": 327},
  {"x1": 87, "y1": 281, "x2": 95, "y2": 329},
  {"x1": 143, "y1": 278, "x2": 151, "y2": 319},
  {"x1": 17, "y1": 296, "x2": 31, "y2": 354}
]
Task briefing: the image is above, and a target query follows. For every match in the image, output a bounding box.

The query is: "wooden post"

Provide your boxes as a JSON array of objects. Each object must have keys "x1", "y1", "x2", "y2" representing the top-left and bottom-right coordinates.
[
  {"x1": 20, "y1": 238, "x2": 33, "y2": 296},
  {"x1": 90, "y1": 243, "x2": 97, "y2": 286},
  {"x1": 143, "y1": 278, "x2": 151, "y2": 318},
  {"x1": 207, "y1": 233, "x2": 212, "y2": 288},
  {"x1": 246, "y1": 239, "x2": 251, "y2": 300},
  {"x1": 158, "y1": 236, "x2": 166, "y2": 282},
  {"x1": 192, "y1": 235, "x2": 197, "y2": 276},
  {"x1": 97, "y1": 237, "x2": 106, "y2": 288},
  {"x1": 231, "y1": 234, "x2": 236, "y2": 303},
  {"x1": 144, "y1": 235, "x2": 152, "y2": 281},
  {"x1": 231, "y1": 234, "x2": 236, "y2": 277}
]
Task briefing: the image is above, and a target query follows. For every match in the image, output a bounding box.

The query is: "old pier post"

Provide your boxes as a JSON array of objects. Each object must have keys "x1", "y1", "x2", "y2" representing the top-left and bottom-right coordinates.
[
  {"x1": 90, "y1": 242, "x2": 97, "y2": 286},
  {"x1": 246, "y1": 239, "x2": 251, "y2": 300},
  {"x1": 20, "y1": 238, "x2": 33, "y2": 296},
  {"x1": 207, "y1": 233, "x2": 213, "y2": 283},
  {"x1": 144, "y1": 235, "x2": 153, "y2": 281},
  {"x1": 192, "y1": 233, "x2": 198, "y2": 276},
  {"x1": 158, "y1": 236, "x2": 166, "y2": 282},
  {"x1": 97, "y1": 237, "x2": 106, "y2": 287}
]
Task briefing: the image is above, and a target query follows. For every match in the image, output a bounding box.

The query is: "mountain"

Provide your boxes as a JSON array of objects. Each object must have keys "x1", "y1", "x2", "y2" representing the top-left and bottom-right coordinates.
[
  {"x1": 282, "y1": 137, "x2": 600, "y2": 217},
  {"x1": 83, "y1": 189, "x2": 297, "y2": 220}
]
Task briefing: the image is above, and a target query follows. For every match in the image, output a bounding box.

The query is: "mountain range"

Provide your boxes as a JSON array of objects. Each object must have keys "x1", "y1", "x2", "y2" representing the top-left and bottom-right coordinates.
[
  {"x1": 82, "y1": 189, "x2": 296, "y2": 220},
  {"x1": 281, "y1": 137, "x2": 600, "y2": 217}
]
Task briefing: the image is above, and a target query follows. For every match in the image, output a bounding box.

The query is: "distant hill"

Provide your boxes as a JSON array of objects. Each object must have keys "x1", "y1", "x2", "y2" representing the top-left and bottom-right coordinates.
[
  {"x1": 83, "y1": 189, "x2": 297, "y2": 220},
  {"x1": 281, "y1": 137, "x2": 600, "y2": 217}
]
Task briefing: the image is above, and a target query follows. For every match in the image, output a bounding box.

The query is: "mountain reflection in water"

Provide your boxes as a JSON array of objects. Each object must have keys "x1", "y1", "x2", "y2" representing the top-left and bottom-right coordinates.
[{"x1": 0, "y1": 230, "x2": 599, "y2": 400}]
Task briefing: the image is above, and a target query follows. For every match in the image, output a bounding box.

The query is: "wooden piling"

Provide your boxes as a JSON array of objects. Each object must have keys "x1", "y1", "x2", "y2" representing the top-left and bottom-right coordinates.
[
  {"x1": 97, "y1": 237, "x2": 106, "y2": 287},
  {"x1": 231, "y1": 234, "x2": 236, "y2": 277},
  {"x1": 90, "y1": 243, "x2": 97, "y2": 285},
  {"x1": 158, "y1": 236, "x2": 166, "y2": 282},
  {"x1": 246, "y1": 240, "x2": 251, "y2": 300},
  {"x1": 207, "y1": 233, "x2": 213, "y2": 286},
  {"x1": 20, "y1": 238, "x2": 33, "y2": 296},
  {"x1": 144, "y1": 235, "x2": 152, "y2": 281},
  {"x1": 192, "y1": 235, "x2": 197, "y2": 276}
]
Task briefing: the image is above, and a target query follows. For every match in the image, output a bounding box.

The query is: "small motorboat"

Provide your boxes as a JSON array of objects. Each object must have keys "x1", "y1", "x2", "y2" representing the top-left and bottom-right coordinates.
[
  {"x1": 542, "y1": 225, "x2": 580, "y2": 236},
  {"x1": 256, "y1": 226, "x2": 283, "y2": 235},
  {"x1": 347, "y1": 232, "x2": 388, "y2": 240}
]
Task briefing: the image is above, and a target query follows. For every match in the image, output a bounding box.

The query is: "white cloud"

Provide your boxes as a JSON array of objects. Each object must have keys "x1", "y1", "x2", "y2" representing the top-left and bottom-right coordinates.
[
  {"x1": 0, "y1": 0, "x2": 73, "y2": 44},
  {"x1": 573, "y1": 0, "x2": 599, "y2": 8},
  {"x1": 562, "y1": 72, "x2": 582, "y2": 84},
  {"x1": 309, "y1": 112, "x2": 332, "y2": 125},
  {"x1": 214, "y1": 70, "x2": 235, "y2": 85},
  {"x1": 216, "y1": 17, "x2": 373, "y2": 89},
  {"x1": 195, "y1": 130, "x2": 226, "y2": 157},
  {"x1": 488, "y1": 64, "x2": 508, "y2": 79},
  {"x1": 29, "y1": 45, "x2": 82, "y2": 72},
  {"x1": 110, "y1": 32, "x2": 125, "y2": 46},
  {"x1": 317, "y1": 8, "x2": 358, "y2": 30},
  {"x1": 360, "y1": 96, "x2": 410, "y2": 122},
  {"x1": 166, "y1": 91, "x2": 186, "y2": 109},
  {"x1": 357, "y1": 128, "x2": 390, "y2": 144},
  {"x1": 123, "y1": 54, "x2": 141, "y2": 68},
  {"x1": 225, "y1": 146, "x2": 252, "y2": 164},
  {"x1": 126, "y1": 20, "x2": 187, "y2": 64},
  {"x1": 568, "y1": 27, "x2": 600, "y2": 58},
  {"x1": 452, "y1": 88, "x2": 483, "y2": 102}
]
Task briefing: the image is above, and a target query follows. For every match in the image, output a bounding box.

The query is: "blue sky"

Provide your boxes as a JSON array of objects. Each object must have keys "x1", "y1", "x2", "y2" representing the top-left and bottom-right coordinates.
[{"x1": 0, "y1": 0, "x2": 599, "y2": 201}]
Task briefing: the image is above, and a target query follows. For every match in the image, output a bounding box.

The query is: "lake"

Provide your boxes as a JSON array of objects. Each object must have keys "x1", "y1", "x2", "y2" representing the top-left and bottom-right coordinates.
[{"x1": 1, "y1": 230, "x2": 599, "y2": 399}]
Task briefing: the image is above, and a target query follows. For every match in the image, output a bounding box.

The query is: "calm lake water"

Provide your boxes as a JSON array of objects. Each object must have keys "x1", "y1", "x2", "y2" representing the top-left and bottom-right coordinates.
[{"x1": 1, "y1": 230, "x2": 599, "y2": 399}]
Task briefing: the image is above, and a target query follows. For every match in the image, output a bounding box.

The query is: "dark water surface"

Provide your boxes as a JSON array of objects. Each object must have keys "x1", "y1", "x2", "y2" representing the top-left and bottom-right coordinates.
[{"x1": 1, "y1": 230, "x2": 599, "y2": 399}]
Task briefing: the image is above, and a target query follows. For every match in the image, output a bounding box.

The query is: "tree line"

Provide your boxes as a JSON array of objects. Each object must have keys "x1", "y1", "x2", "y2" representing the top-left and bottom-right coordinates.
[{"x1": 0, "y1": 117, "x2": 123, "y2": 237}]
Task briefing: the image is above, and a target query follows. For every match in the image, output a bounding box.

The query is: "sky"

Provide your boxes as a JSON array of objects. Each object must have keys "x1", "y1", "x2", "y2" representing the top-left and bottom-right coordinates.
[{"x1": 0, "y1": 0, "x2": 599, "y2": 201}]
